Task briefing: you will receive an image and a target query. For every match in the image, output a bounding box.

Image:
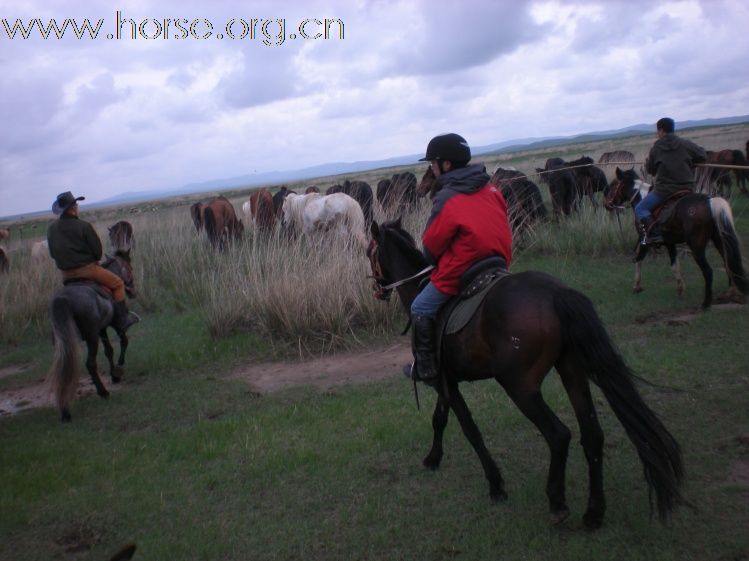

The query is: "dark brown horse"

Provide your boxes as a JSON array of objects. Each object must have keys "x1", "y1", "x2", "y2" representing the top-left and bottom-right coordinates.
[
  {"x1": 606, "y1": 167, "x2": 748, "y2": 308},
  {"x1": 0, "y1": 247, "x2": 8, "y2": 273},
  {"x1": 108, "y1": 220, "x2": 134, "y2": 253},
  {"x1": 48, "y1": 251, "x2": 137, "y2": 422},
  {"x1": 201, "y1": 196, "x2": 244, "y2": 250},
  {"x1": 368, "y1": 218, "x2": 684, "y2": 528}
]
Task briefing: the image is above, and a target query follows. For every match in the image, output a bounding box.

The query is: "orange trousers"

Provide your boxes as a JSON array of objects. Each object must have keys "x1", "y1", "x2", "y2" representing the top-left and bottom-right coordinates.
[{"x1": 61, "y1": 263, "x2": 126, "y2": 302}]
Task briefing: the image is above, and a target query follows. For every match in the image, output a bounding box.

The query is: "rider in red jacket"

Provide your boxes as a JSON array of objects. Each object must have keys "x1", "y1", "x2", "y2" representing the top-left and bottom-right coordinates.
[{"x1": 404, "y1": 133, "x2": 513, "y2": 383}]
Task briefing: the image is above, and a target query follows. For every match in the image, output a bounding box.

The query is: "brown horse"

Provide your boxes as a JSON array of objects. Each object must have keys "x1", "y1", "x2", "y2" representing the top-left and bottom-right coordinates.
[
  {"x1": 0, "y1": 247, "x2": 8, "y2": 273},
  {"x1": 606, "y1": 167, "x2": 748, "y2": 308},
  {"x1": 697, "y1": 149, "x2": 748, "y2": 196},
  {"x1": 201, "y1": 196, "x2": 244, "y2": 250},
  {"x1": 108, "y1": 221, "x2": 134, "y2": 253},
  {"x1": 368, "y1": 218, "x2": 684, "y2": 528},
  {"x1": 249, "y1": 189, "x2": 276, "y2": 234},
  {"x1": 0, "y1": 228, "x2": 9, "y2": 241}
]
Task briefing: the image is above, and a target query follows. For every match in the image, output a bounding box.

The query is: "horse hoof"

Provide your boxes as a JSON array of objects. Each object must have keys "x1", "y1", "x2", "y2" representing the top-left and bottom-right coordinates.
[
  {"x1": 633, "y1": 287, "x2": 644, "y2": 294},
  {"x1": 98, "y1": 390, "x2": 110, "y2": 399},
  {"x1": 422, "y1": 455, "x2": 442, "y2": 470},
  {"x1": 61, "y1": 411, "x2": 72, "y2": 422},
  {"x1": 113, "y1": 366, "x2": 124, "y2": 382},
  {"x1": 583, "y1": 510, "x2": 604, "y2": 530},
  {"x1": 549, "y1": 508, "x2": 570, "y2": 526},
  {"x1": 490, "y1": 488, "x2": 508, "y2": 503}
]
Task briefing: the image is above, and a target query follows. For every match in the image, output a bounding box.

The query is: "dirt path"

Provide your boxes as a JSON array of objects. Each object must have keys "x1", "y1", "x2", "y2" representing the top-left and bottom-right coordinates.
[{"x1": 0, "y1": 342, "x2": 412, "y2": 417}]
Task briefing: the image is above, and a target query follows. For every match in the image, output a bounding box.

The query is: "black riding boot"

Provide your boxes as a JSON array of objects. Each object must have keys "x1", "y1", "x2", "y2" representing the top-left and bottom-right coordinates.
[
  {"x1": 402, "y1": 315, "x2": 439, "y2": 383},
  {"x1": 113, "y1": 300, "x2": 140, "y2": 333},
  {"x1": 640, "y1": 217, "x2": 663, "y2": 246}
]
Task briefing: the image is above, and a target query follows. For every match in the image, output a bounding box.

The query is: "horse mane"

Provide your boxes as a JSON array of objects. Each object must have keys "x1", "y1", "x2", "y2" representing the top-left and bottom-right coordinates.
[{"x1": 380, "y1": 220, "x2": 428, "y2": 267}]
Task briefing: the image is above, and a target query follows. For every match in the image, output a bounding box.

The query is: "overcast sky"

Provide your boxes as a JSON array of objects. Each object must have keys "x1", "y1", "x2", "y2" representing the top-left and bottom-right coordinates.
[{"x1": 2, "y1": 0, "x2": 748, "y2": 217}]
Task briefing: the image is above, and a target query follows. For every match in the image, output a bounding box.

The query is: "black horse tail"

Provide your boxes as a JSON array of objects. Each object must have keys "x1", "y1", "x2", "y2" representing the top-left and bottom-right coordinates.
[
  {"x1": 48, "y1": 295, "x2": 80, "y2": 420},
  {"x1": 553, "y1": 287, "x2": 685, "y2": 522},
  {"x1": 710, "y1": 197, "x2": 749, "y2": 294},
  {"x1": 203, "y1": 206, "x2": 218, "y2": 248}
]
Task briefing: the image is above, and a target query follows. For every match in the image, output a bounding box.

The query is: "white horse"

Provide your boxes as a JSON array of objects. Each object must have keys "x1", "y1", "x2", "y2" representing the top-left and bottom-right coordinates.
[
  {"x1": 281, "y1": 192, "x2": 322, "y2": 236},
  {"x1": 30, "y1": 239, "x2": 49, "y2": 261},
  {"x1": 302, "y1": 192, "x2": 367, "y2": 248}
]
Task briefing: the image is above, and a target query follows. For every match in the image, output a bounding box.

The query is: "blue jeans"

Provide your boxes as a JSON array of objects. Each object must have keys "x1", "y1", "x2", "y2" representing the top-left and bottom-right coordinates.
[
  {"x1": 410, "y1": 281, "x2": 451, "y2": 318},
  {"x1": 634, "y1": 191, "x2": 664, "y2": 222}
]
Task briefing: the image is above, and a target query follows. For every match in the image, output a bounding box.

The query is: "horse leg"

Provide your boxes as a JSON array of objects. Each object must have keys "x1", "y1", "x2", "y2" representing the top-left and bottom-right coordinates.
[
  {"x1": 423, "y1": 394, "x2": 450, "y2": 470},
  {"x1": 507, "y1": 389, "x2": 572, "y2": 524},
  {"x1": 666, "y1": 244, "x2": 685, "y2": 297},
  {"x1": 690, "y1": 245, "x2": 713, "y2": 309},
  {"x1": 633, "y1": 243, "x2": 648, "y2": 293},
  {"x1": 558, "y1": 367, "x2": 606, "y2": 529},
  {"x1": 446, "y1": 384, "x2": 507, "y2": 501},
  {"x1": 84, "y1": 336, "x2": 109, "y2": 399},
  {"x1": 633, "y1": 261, "x2": 643, "y2": 293},
  {"x1": 115, "y1": 330, "x2": 129, "y2": 382},
  {"x1": 100, "y1": 329, "x2": 118, "y2": 383}
]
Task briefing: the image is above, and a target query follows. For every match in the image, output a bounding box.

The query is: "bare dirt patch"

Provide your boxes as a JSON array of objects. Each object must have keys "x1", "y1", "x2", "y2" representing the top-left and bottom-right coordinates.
[
  {"x1": 0, "y1": 372, "x2": 123, "y2": 417},
  {"x1": 229, "y1": 342, "x2": 411, "y2": 393}
]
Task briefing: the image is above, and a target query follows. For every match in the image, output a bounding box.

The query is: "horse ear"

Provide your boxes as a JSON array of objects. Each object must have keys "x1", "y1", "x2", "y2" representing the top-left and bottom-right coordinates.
[
  {"x1": 394, "y1": 216, "x2": 402, "y2": 230},
  {"x1": 370, "y1": 221, "x2": 379, "y2": 239},
  {"x1": 615, "y1": 167, "x2": 622, "y2": 179}
]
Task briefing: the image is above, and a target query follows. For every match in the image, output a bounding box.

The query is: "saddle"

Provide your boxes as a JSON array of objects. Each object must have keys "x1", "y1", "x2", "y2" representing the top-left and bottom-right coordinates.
[
  {"x1": 62, "y1": 278, "x2": 114, "y2": 301},
  {"x1": 651, "y1": 189, "x2": 693, "y2": 227},
  {"x1": 434, "y1": 256, "x2": 510, "y2": 368}
]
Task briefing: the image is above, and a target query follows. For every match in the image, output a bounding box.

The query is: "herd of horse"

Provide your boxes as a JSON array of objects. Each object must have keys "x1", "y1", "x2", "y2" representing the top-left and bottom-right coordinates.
[{"x1": 9, "y1": 141, "x2": 748, "y2": 530}]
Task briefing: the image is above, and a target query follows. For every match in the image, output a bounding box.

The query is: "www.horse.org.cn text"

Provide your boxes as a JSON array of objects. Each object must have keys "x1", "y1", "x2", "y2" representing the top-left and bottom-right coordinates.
[{"x1": 1, "y1": 11, "x2": 345, "y2": 46}]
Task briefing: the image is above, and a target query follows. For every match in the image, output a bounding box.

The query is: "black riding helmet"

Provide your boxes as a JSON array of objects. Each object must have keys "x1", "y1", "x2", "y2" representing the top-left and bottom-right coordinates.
[{"x1": 419, "y1": 133, "x2": 471, "y2": 165}]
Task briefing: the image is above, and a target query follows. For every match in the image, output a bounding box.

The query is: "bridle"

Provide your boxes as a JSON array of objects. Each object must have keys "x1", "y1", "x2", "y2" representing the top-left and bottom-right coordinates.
[
  {"x1": 605, "y1": 177, "x2": 639, "y2": 210},
  {"x1": 366, "y1": 238, "x2": 434, "y2": 301}
]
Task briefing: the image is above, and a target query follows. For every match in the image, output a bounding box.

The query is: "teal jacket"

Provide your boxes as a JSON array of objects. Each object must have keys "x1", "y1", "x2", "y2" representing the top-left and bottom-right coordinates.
[
  {"x1": 47, "y1": 214, "x2": 103, "y2": 271},
  {"x1": 645, "y1": 133, "x2": 706, "y2": 197}
]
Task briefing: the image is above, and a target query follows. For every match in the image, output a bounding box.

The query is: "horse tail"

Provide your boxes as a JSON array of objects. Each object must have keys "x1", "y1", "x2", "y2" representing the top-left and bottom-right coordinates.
[
  {"x1": 553, "y1": 287, "x2": 685, "y2": 522},
  {"x1": 203, "y1": 206, "x2": 218, "y2": 247},
  {"x1": 47, "y1": 295, "x2": 81, "y2": 418},
  {"x1": 710, "y1": 197, "x2": 749, "y2": 294}
]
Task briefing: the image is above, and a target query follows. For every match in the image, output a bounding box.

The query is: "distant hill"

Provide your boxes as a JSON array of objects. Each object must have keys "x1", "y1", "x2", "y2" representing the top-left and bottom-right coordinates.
[{"x1": 10, "y1": 115, "x2": 749, "y2": 217}]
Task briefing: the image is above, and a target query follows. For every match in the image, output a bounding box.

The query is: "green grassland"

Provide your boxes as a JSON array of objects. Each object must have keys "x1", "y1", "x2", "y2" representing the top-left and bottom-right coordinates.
[{"x1": 0, "y1": 124, "x2": 747, "y2": 561}]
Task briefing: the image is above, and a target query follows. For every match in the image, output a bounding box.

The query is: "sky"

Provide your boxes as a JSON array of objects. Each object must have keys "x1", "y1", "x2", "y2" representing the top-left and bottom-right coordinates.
[{"x1": 2, "y1": 0, "x2": 748, "y2": 217}]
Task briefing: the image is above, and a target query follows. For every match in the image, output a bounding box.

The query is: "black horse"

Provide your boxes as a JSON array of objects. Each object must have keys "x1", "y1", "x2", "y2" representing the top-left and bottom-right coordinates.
[
  {"x1": 566, "y1": 156, "x2": 610, "y2": 206},
  {"x1": 536, "y1": 158, "x2": 579, "y2": 218},
  {"x1": 368, "y1": 219, "x2": 684, "y2": 529},
  {"x1": 48, "y1": 251, "x2": 137, "y2": 422},
  {"x1": 489, "y1": 167, "x2": 548, "y2": 236},
  {"x1": 606, "y1": 167, "x2": 748, "y2": 308}
]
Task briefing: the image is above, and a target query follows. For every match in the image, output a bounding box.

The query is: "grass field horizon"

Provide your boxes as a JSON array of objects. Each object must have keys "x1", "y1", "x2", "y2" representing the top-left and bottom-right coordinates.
[{"x1": 0, "y1": 124, "x2": 747, "y2": 561}]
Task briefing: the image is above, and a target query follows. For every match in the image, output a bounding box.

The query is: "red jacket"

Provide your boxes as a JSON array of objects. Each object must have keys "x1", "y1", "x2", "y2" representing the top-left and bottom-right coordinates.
[{"x1": 423, "y1": 166, "x2": 512, "y2": 295}]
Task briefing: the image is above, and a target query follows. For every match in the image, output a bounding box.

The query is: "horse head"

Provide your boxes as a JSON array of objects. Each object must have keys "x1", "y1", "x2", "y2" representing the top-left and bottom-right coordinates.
[
  {"x1": 605, "y1": 168, "x2": 648, "y2": 210},
  {"x1": 417, "y1": 166, "x2": 437, "y2": 198},
  {"x1": 368, "y1": 218, "x2": 427, "y2": 306}
]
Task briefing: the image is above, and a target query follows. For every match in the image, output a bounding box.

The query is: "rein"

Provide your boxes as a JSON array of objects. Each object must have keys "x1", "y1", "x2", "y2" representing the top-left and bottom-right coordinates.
[{"x1": 367, "y1": 238, "x2": 433, "y2": 300}]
